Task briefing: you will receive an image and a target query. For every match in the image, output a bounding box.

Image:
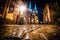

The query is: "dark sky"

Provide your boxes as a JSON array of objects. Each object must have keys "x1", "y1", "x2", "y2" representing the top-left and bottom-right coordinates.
[
  {"x1": 0, "y1": 0, "x2": 59, "y2": 8},
  {"x1": 0, "y1": 0, "x2": 59, "y2": 11}
]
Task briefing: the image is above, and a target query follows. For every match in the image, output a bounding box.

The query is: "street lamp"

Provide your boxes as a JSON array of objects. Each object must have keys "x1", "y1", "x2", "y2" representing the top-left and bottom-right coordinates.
[
  {"x1": 19, "y1": 4, "x2": 27, "y2": 12},
  {"x1": 19, "y1": 4, "x2": 27, "y2": 17},
  {"x1": 17, "y1": 4, "x2": 27, "y2": 24}
]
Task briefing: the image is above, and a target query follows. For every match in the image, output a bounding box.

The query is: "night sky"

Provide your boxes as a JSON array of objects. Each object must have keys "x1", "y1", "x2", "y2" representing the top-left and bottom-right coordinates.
[
  {"x1": 0, "y1": 0, "x2": 60, "y2": 23},
  {"x1": 0, "y1": 0, "x2": 59, "y2": 13}
]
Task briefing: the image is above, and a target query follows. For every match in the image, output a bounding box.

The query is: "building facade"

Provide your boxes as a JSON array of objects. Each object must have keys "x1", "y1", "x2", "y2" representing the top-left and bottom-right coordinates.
[{"x1": 43, "y1": 3, "x2": 56, "y2": 24}]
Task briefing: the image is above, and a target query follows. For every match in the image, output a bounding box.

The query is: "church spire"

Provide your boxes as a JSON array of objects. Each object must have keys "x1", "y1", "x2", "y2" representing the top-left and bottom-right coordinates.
[
  {"x1": 34, "y1": 3, "x2": 38, "y2": 13},
  {"x1": 29, "y1": 0, "x2": 31, "y2": 9},
  {"x1": 34, "y1": 3, "x2": 37, "y2": 10}
]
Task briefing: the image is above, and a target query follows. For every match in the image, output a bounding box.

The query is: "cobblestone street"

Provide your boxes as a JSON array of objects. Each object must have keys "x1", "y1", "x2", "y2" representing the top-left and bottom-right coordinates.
[{"x1": 0, "y1": 24, "x2": 59, "y2": 40}]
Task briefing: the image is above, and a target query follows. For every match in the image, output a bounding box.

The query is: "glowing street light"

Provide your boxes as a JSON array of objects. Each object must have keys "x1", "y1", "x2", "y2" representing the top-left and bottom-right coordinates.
[
  {"x1": 18, "y1": 4, "x2": 27, "y2": 18},
  {"x1": 19, "y1": 4, "x2": 27, "y2": 12}
]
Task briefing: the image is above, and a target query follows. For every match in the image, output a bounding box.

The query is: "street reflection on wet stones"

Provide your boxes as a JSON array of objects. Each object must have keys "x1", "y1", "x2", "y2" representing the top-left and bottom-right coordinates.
[{"x1": 0, "y1": 25, "x2": 60, "y2": 40}]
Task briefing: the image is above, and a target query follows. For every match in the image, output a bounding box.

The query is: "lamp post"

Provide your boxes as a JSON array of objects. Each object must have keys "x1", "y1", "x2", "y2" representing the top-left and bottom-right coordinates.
[{"x1": 17, "y1": 4, "x2": 27, "y2": 24}]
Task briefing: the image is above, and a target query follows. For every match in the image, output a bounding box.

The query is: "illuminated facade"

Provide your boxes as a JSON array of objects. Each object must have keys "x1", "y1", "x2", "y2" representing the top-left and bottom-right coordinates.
[
  {"x1": 3, "y1": 0, "x2": 39, "y2": 24},
  {"x1": 43, "y1": 3, "x2": 56, "y2": 24},
  {"x1": 43, "y1": 4, "x2": 51, "y2": 23}
]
